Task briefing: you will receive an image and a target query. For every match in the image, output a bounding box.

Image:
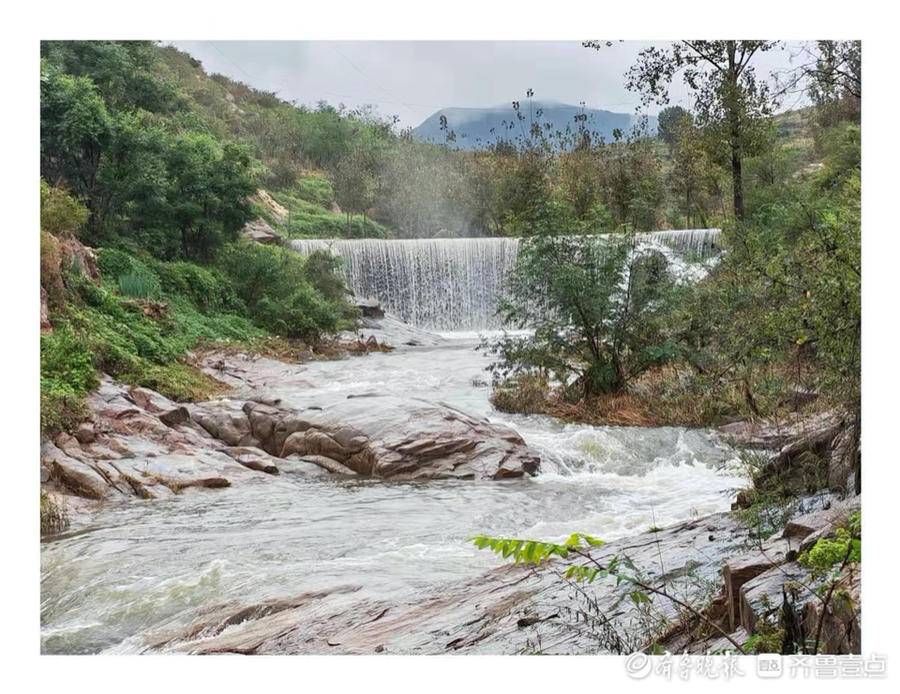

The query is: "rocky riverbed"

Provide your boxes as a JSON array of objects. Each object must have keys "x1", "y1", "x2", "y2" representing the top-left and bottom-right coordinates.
[{"x1": 40, "y1": 323, "x2": 860, "y2": 655}]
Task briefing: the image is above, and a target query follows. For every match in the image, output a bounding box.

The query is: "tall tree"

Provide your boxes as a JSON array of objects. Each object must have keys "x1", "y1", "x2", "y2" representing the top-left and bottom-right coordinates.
[
  {"x1": 656, "y1": 105, "x2": 693, "y2": 149},
  {"x1": 589, "y1": 41, "x2": 778, "y2": 220},
  {"x1": 807, "y1": 41, "x2": 861, "y2": 126}
]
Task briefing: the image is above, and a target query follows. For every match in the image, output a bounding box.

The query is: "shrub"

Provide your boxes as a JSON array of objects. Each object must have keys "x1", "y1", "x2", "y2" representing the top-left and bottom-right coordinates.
[
  {"x1": 96, "y1": 247, "x2": 137, "y2": 280},
  {"x1": 216, "y1": 241, "x2": 353, "y2": 342},
  {"x1": 117, "y1": 270, "x2": 160, "y2": 299},
  {"x1": 40, "y1": 327, "x2": 98, "y2": 433},
  {"x1": 40, "y1": 491, "x2": 70, "y2": 536},
  {"x1": 40, "y1": 179, "x2": 89, "y2": 236},
  {"x1": 799, "y1": 512, "x2": 861, "y2": 577},
  {"x1": 151, "y1": 260, "x2": 242, "y2": 313},
  {"x1": 490, "y1": 374, "x2": 550, "y2": 415}
]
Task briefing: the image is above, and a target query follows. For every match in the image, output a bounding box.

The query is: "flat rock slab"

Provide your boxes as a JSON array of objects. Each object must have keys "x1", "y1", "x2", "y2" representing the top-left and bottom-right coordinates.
[{"x1": 147, "y1": 513, "x2": 754, "y2": 655}]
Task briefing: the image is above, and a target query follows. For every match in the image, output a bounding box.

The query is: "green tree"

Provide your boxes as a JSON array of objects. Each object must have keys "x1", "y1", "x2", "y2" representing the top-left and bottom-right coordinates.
[
  {"x1": 490, "y1": 229, "x2": 682, "y2": 398},
  {"x1": 597, "y1": 128, "x2": 665, "y2": 231},
  {"x1": 656, "y1": 105, "x2": 693, "y2": 148},
  {"x1": 40, "y1": 41, "x2": 180, "y2": 113},
  {"x1": 40, "y1": 63, "x2": 112, "y2": 235},
  {"x1": 332, "y1": 143, "x2": 377, "y2": 237},
  {"x1": 596, "y1": 40, "x2": 778, "y2": 220}
]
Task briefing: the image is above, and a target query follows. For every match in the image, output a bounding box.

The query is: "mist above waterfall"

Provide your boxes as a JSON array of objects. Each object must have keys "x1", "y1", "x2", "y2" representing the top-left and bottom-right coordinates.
[{"x1": 292, "y1": 230, "x2": 721, "y2": 331}]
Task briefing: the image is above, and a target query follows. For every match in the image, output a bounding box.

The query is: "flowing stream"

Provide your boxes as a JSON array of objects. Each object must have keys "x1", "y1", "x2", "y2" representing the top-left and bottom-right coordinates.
[{"x1": 40, "y1": 335, "x2": 746, "y2": 654}]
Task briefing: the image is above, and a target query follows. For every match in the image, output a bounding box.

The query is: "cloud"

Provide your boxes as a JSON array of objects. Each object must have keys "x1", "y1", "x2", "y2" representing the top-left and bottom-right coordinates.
[{"x1": 170, "y1": 40, "x2": 809, "y2": 128}]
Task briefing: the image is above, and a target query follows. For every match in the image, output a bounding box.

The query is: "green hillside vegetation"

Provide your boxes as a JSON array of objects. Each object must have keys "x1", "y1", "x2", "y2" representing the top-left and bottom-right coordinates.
[{"x1": 39, "y1": 41, "x2": 378, "y2": 434}]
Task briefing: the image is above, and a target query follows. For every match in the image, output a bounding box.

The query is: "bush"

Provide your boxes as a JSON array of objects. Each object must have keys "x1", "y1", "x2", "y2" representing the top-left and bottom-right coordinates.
[
  {"x1": 40, "y1": 179, "x2": 89, "y2": 236},
  {"x1": 489, "y1": 233, "x2": 683, "y2": 399},
  {"x1": 151, "y1": 260, "x2": 242, "y2": 313},
  {"x1": 95, "y1": 247, "x2": 137, "y2": 280},
  {"x1": 490, "y1": 374, "x2": 550, "y2": 414},
  {"x1": 40, "y1": 327, "x2": 98, "y2": 433},
  {"x1": 216, "y1": 241, "x2": 353, "y2": 342},
  {"x1": 117, "y1": 270, "x2": 160, "y2": 299}
]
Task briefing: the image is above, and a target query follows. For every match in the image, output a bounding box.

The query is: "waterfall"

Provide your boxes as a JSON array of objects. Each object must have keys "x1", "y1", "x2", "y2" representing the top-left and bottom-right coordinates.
[{"x1": 292, "y1": 229, "x2": 721, "y2": 331}]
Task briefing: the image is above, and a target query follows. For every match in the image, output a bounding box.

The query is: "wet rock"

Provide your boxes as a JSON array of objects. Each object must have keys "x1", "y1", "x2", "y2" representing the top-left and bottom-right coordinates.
[
  {"x1": 144, "y1": 586, "x2": 362, "y2": 654},
  {"x1": 73, "y1": 422, "x2": 96, "y2": 444},
  {"x1": 222, "y1": 446, "x2": 280, "y2": 475},
  {"x1": 237, "y1": 396, "x2": 540, "y2": 480},
  {"x1": 722, "y1": 538, "x2": 792, "y2": 631},
  {"x1": 149, "y1": 513, "x2": 751, "y2": 655},
  {"x1": 802, "y1": 565, "x2": 861, "y2": 654},
  {"x1": 718, "y1": 410, "x2": 843, "y2": 451},
  {"x1": 343, "y1": 312, "x2": 446, "y2": 350},
  {"x1": 126, "y1": 385, "x2": 176, "y2": 414},
  {"x1": 293, "y1": 454, "x2": 358, "y2": 476},
  {"x1": 354, "y1": 297, "x2": 385, "y2": 319},
  {"x1": 158, "y1": 406, "x2": 191, "y2": 428},
  {"x1": 781, "y1": 496, "x2": 860, "y2": 547},
  {"x1": 191, "y1": 406, "x2": 258, "y2": 448},
  {"x1": 828, "y1": 425, "x2": 860, "y2": 495},
  {"x1": 42, "y1": 442, "x2": 109, "y2": 500},
  {"x1": 739, "y1": 562, "x2": 819, "y2": 634}
]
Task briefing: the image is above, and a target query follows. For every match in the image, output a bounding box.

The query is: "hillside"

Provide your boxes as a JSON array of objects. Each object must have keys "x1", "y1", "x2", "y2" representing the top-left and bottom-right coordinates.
[{"x1": 413, "y1": 100, "x2": 657, "y2": 149}]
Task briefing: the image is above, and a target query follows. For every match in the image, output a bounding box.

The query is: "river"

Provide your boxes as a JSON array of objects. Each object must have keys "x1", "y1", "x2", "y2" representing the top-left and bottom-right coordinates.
[{"x1": 40, "y1": 335, "x2": 746, "y2": 654}]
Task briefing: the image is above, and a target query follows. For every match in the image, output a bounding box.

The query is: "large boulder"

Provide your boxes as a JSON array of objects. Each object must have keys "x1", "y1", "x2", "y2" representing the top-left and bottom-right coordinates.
[
  {"x1": 242, "y1": 218, "x2": 283, "y2": 245},
  {"x1": 192, "y1": 395, "x2": 541, "y2": 480}
]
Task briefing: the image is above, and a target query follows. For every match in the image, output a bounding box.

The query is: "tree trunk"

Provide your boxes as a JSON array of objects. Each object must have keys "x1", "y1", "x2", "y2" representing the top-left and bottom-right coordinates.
[{"x1": 727, "y1": 41, "x2": 745, "y2": 221}]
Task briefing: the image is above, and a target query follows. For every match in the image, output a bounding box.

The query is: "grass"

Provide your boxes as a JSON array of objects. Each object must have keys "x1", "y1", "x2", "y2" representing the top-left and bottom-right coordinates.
[{"x1": 267, "y1": 187, "x2": 390, "y2": 239}]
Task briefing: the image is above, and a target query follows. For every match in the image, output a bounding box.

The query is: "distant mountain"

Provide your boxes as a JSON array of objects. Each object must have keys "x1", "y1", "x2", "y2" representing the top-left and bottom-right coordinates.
[{"x1": 412, "y1": 100, "x2": 657, "y2": 149}]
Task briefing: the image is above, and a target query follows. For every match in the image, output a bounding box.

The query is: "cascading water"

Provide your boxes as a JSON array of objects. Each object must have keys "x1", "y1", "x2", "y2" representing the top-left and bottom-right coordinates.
[{"x1": 292, "y1": 229, "x2": 721, "y2": 330}]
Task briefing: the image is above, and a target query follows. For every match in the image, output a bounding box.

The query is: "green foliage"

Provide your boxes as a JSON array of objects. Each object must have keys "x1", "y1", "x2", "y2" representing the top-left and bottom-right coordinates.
[
  {"x1": 292, "y1": 173, "x2": 335, "y2": 208},
  {"x1": 117, "y1": 270, "x2": 160, "y2": 299},
  {"x1": 657, "y1": 106, "x2": 693, "y2": 148},
  {"x1": 216, "y1": 241, "x2": 354, "y2": 342},
  {"x1": 151, "y1": 261, "x2": 242, "y2": 313},
  {"x1": 270, "y1": 189, "x2": 389, "y2": 239},
  {"x1": 40, "y1": 327, "x2": 98, "y2": 433},
  {"x1": 41, "y1": 46, "x2": 256, "y2": 259},
  {"x1": 471, "y1": 532, "x2": 604, "y2": 564},
  {"x1": 744, "y1": 621, "x2": 785, "y2": 654},
  {"x1": 682, "y1": 122, "x2": 860, "y2": 418},
  {"x1": 96, "y1": 247, "x2": 136, "y2": 279},
  {"x1": 489, "y1": 232, "x2": 683, "y2": 398},
  {"x1": 799, "y1": 512, "x2": 861, "y2": 577},
  {"x1": 40, "y1": 179, "x2": 89, "y2": 236}
]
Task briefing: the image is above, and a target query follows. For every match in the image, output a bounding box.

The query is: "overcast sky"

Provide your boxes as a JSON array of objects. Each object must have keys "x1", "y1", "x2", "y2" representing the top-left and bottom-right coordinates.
[{"x1": 171, "y1": 41, "x2": 810, "y2": 128}]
